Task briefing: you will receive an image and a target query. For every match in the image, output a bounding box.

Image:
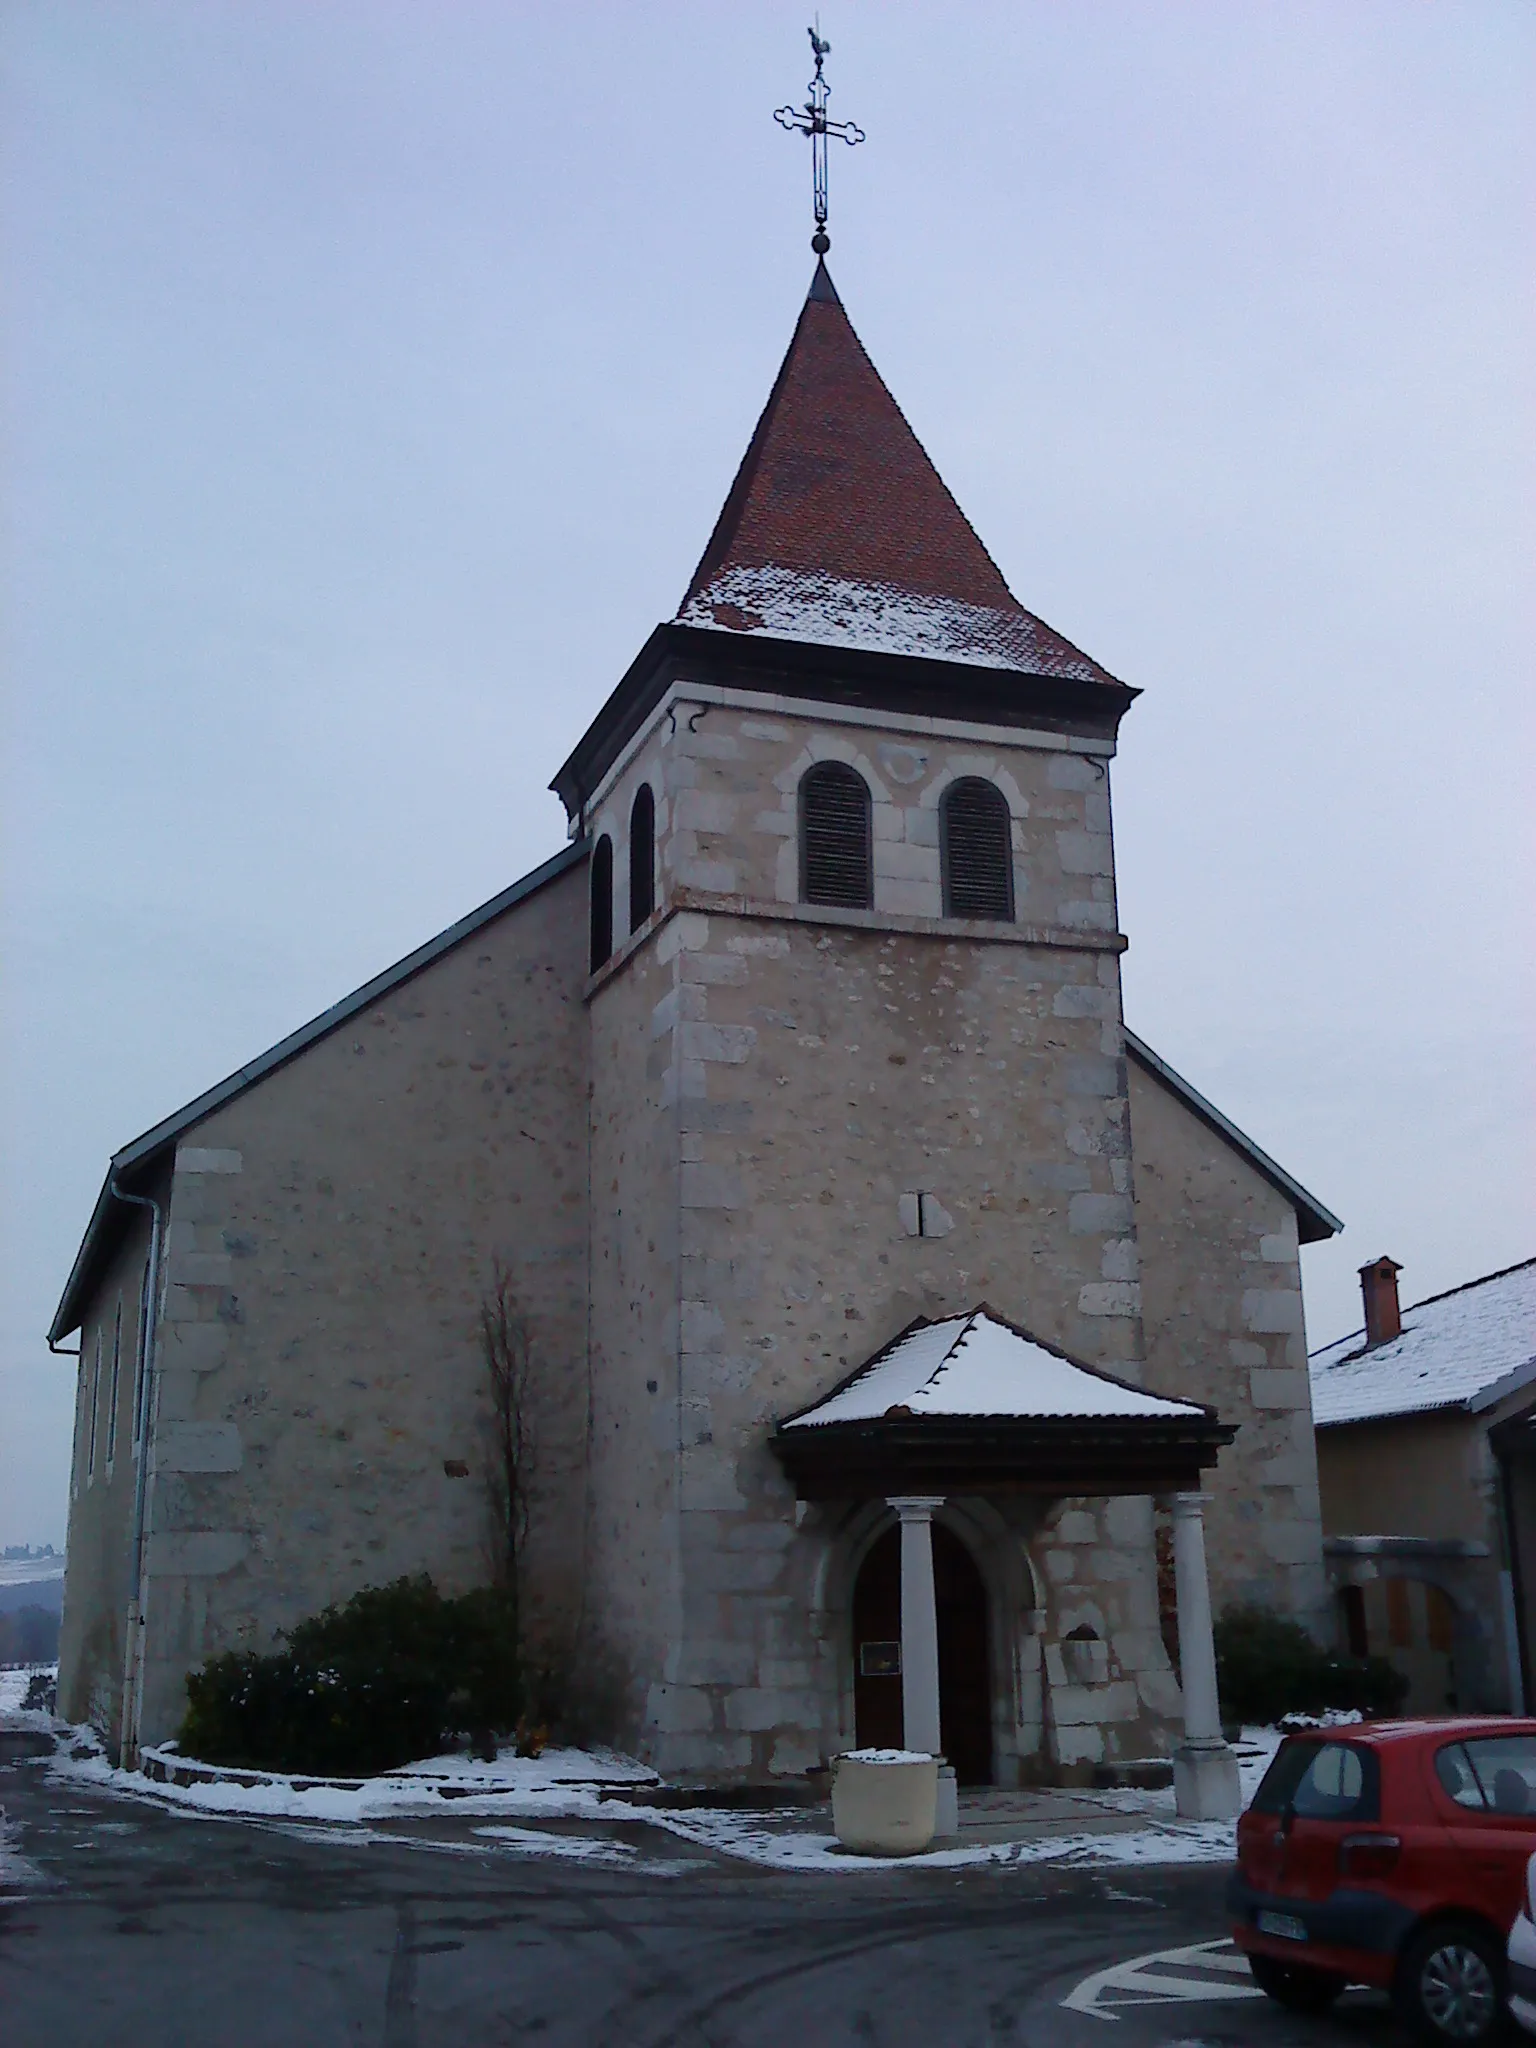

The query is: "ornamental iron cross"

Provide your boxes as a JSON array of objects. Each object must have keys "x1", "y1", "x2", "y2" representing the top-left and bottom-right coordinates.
[{"x1": 774, "y1": 26, "x2": 865, "y2": 254}]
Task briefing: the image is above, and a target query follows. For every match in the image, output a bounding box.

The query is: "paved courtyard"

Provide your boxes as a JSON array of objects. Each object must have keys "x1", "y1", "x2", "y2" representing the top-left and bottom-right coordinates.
[{"x1": 2, "y1": 1755, "x2": 1417, "y2": 2048}]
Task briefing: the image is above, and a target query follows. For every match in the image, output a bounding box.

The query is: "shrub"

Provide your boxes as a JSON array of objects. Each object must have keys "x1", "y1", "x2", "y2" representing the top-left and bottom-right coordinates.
[
  {"x1": 180, "y1": 1575, "x2": 520, "y2": 1775},
  {"x1": 22, "y1": 1669, "x2": 58, "y2": 1715},
  {"x1": 1215, "y1": 1604, "x2": 1408, "y2": 1727}
]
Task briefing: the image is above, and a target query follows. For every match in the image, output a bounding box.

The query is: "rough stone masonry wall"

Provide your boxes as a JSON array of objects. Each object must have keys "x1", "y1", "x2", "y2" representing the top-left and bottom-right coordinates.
[
  {"x1": 57, "y1": 1201, "x2": 157, "y2": 1741},
  {"x1": 1127, "y1": 1060, "x2": 1326, "y2": 1627},
  {"x1": 583, "y1": 697, "x2": 1183, "y2": 1780},
  {"x1": 582, "y1": 907, "x2": 689, "y2": 1756},
  {"x1": 128, "y1": 862, "x2": 590, "y2": 1747}
]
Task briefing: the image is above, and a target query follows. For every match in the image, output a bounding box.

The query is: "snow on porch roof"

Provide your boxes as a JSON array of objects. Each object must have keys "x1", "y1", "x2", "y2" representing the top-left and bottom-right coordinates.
[{"x1": 783, "y1": 1310, "x2": 1206, "y2": 1429}]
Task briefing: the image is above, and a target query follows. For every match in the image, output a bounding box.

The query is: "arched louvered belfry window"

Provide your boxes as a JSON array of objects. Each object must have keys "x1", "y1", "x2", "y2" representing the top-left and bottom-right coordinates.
[
  {"x1": 589, "y1": 833, "x2": 614, "y2": 971},
  {"x1": 628, "y1": 783, "x2": 655, "y2": 934},
  {"x1": 941, "y1": 778, "x2": 1014, "y2": 920},
  {"x1": 799, "y1": 762, "x2": 873, "y2": 909}
]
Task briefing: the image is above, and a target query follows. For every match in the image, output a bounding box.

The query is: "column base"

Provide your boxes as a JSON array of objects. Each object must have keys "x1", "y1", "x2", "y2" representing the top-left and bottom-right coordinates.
[
  {"x1": 933, "y1": 1763, "x2": 959, "y2": 1841},
  {"x1": 1173, "y1": 1741, "x2": 1242, "y2": 1821}
]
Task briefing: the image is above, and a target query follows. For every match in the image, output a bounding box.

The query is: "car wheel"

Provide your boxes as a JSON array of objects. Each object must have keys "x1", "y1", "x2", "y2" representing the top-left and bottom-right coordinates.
[
  {"x1": 1395, "y1": 1923, "x2": 1505, "y2": 2045},
  {"x1": 1248, "y1": 1952, "x2": 1346, "y2": 2012}
]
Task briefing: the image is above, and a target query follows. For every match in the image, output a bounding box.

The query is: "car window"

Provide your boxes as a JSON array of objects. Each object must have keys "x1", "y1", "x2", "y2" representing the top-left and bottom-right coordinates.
[
  {"x1": 1463, "y1": 1736, "x2": 1536, "y2": 1818},
  {"x1": 1252, "y1": 1740, "x2": 1379, "y2": 1820},
  {"x1": 1290, "y1": 1743, "x2": 1378, "y2": 1821},
  {"x1": 1435, "y1": 1743, "x2": 1486, "y2": 1808},
  {"x1": 1251, "y1": 1740, "x2": 1319, "y2": 1815}
]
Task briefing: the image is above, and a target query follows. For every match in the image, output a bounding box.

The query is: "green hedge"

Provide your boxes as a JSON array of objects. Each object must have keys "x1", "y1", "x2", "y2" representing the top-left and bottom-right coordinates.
[
  {"x1": 180, "y1": 1576, "x2": 520, "y2": 1775},
  {"x1": 1215, "y1": 1604, "x2": 1408, "y2": 1727}
]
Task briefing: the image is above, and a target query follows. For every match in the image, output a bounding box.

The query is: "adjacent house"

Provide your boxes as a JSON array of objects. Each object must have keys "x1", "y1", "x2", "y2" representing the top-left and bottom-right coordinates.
[{"x1": 1311, "y1": 1255, "x2": 1536, "y2": 1715}]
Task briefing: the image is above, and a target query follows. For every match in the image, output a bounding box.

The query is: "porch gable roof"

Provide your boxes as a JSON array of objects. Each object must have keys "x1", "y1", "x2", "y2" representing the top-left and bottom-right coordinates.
[{"x1": 771, "y1": 1307, "x2": 1234, "y2": 1501}]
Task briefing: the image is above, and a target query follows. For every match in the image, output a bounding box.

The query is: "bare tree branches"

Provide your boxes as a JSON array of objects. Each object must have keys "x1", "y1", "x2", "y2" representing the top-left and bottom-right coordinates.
[{"x1": 479, "y1": 1261, "x2": 533, "y2": 1623}]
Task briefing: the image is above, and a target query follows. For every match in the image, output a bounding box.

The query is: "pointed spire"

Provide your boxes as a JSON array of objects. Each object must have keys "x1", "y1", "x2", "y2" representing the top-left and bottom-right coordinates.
[
  {"x1": 678, "y1": 270, "x2": 1118, "y2": 683},
  {"x1": 805, "y1": 256, "x2": 841, "y2": 306}
]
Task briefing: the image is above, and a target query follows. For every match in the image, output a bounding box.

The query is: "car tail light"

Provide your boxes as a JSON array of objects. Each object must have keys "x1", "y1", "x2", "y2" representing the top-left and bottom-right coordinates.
[{"x1": 1338, "y1": 1833, "x2": 1401, "y2": 1881}]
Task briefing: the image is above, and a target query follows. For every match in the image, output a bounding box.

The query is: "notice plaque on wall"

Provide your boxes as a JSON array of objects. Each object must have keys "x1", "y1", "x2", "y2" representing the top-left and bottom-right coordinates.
[{"x1": 859, "y1": 1640, "x2": 901, "y2": 1678}]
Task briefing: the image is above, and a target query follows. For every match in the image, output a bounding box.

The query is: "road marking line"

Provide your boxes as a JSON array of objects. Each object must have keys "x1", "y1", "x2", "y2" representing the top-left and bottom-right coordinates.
[{"x1": 1061, "y1": 1939, "x2": 1265, "y2": 2021}]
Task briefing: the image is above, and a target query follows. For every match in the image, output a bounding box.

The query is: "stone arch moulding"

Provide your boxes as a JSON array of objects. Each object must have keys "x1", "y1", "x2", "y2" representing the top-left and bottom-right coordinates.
[
  {"x1": 917, "y1": 755, "x2": 1028, "y2": 823},
  {"x1": 1342, "y1": 1560, "x2": 1496, "y2": 1711},
  {"x1": 806, "y1": 1494, "x2": 1046, "y2": 1786},
  {"x1": 772, "y1": 736, "x2": 890, "y2": 905}
]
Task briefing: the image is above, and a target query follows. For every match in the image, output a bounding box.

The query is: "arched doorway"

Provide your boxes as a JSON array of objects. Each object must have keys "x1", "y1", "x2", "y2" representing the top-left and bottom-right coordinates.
[
  {"x1": 1347, "y1": 1574, "x2": 1459, "y2": 1713},
  {"x1": 852, "y1": 1520, "x2": 993, "y2": 1784}
]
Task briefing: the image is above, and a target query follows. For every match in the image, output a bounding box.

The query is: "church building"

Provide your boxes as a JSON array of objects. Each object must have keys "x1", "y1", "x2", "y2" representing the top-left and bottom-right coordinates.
[{"x1": 51, "y1": 257, "x2": 1341, "y2": 1816}]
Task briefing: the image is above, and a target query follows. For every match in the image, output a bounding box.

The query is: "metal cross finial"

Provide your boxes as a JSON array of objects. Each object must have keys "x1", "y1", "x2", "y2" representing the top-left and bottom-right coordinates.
[{"x1": 774, "y1": 24, "x2": 865, "y2": 255}]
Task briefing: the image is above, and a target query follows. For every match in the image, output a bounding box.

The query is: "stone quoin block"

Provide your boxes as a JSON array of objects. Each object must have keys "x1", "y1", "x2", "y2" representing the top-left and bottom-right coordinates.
[
  {"x1": 646, "y1": 1683, "x2": 713, "y2": 1734},
  {"x1": 154, "y1": 1423, "x2": 243, "y2": 1474},
  {"x1": 1242, "y1": 1288, "x2": 1305, "y2": 1333},
  {"x1": 1068, "y1": 1192, "x2": 1134, "y2": 1236},
  {"x1": 145, "y1": 1532, "x2": 249, "y2": 1577},
  {"x1": 1077, "y1": 1282, "x2": 1142, "y2": 1317},
  {"x1": 175, "y1": 1148, "x2": 243, "y2": 1175},
  {"x1": 1248, "y1": 1369, "x2": 1312, "y2": 1410}
]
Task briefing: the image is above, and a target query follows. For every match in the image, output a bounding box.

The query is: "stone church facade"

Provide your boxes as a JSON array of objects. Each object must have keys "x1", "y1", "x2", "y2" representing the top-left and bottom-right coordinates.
[{"x1": 52, "y1": 262, "x2": 1340, "y2": 1790}]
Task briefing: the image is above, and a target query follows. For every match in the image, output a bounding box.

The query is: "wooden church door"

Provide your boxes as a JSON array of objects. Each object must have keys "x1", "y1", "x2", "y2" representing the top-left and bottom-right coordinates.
[{"x1": 851, "y1": 1521, "x2": 993, "y2": 1785}]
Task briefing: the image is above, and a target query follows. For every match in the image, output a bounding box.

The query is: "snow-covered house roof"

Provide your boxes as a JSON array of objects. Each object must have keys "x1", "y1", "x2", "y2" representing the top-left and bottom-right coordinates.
[
  {"x1": 783, "y1": 1309, "x2": 1205, "y2": 1427},
  {"x1": 1309, "y1": 1258, "x2": 1536, "y2": 1428}
]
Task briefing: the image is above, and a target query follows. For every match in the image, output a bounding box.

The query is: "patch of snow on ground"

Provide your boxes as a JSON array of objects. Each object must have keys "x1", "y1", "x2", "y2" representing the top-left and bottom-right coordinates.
[
  {"x1": 469, "y1": 1825, "x2": 638, "y2": 1863},
  {"x1": 42, "y1": 1723, "x2": 1288, "y2": 1874},
  {"x1": 49, "y1": 1740, "x2": 653, "y2": 1826},
  {"x1": 0, "y1": 1662, "x2": 58, "y2": 1728},
  {"x1": 841, "y1": 1748, "x2": 933, "y2": 1765}
]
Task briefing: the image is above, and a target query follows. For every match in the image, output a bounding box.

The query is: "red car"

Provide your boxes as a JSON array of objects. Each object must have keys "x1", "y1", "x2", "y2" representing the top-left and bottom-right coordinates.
[{"x1": 1228, "y1": 1718, "x2": 1536, "y2": 2043}]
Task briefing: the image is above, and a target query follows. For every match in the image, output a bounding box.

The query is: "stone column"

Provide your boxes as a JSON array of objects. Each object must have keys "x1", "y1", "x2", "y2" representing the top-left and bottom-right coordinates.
[
  {"x1": 887, "y1": 1496, "x2": 957, "y2": 1838},
  {"x1": 1171, "y1": 1492, "x2": 1242, "y2": 1819}
]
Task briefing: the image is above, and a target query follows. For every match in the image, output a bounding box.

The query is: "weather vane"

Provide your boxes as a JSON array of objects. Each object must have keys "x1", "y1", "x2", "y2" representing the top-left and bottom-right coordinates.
[{"x1": 774, "y1": 25, "x2": 865, "y2": 255}]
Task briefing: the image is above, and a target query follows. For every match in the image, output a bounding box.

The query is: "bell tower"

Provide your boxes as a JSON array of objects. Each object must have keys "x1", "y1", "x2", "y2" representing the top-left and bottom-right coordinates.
[{"x1": 553, "y1": 261, "x2": 1162, "y2": 1783}]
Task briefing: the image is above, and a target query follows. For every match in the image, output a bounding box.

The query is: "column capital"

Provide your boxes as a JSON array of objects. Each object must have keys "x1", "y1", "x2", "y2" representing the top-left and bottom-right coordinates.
[
  {"x1": 887, "y1": 1495, "x2": 945, "y2": 1521},
  {"x1": 1171, "y1": 1491, "x2": 1213, "y2": 1518}
]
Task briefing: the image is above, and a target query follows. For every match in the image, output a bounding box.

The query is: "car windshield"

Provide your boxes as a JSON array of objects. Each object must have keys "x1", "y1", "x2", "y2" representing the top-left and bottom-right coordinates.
[
  {"x1": 1439, "y1": 1735, "x2": 1536, "y2": 1816},
  {"x1": 1251, "y1": 1739, "x2": 1378, "y2": 1821}
]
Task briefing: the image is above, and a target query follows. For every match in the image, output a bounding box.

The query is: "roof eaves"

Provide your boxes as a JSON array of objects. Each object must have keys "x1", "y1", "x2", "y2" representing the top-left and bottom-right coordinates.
[
  {"x1": 1468, "y1": 1353, "x2": 1536, "y2": 1417},
  {"x1": 1124, "y1": 1030, "x2": 1342, "y2": 1244},
  {"x1": 1314, "y1": 1396, "x2": 1468, "y2": 1429},
  {"x1": 48, "y1": 840, "x2": 585, "y2": 1343}
]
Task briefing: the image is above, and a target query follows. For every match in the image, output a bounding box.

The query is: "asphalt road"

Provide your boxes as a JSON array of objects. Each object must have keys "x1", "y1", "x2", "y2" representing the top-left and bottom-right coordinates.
[{"x1": 1, "y1": 1759, "x2": 1414, "y2": 2048}]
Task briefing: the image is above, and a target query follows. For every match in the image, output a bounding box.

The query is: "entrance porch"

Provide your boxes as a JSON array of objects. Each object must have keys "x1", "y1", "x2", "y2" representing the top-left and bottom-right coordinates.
[{"x1": 773, "y1": 1308, "x2": 1244, "y2": 1823}]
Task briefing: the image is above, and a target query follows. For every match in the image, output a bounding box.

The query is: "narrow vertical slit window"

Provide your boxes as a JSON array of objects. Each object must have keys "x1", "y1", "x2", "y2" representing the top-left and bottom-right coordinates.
[
  {"x1": 799, "y1": 763, "x2": 873, "y2": 908},
  {"x1": 106, "y1": 1298, "x2": 123, "y2": 1465},
  {"x1": 940, "y1": 778, "x2": 1014, "y2": 920},
  {"x1": 86, "y1": 1329, "x2": 101, "y2": 1477},
  {"x1": 590, "y1": 833, "x2": 614, "y2": 971},
  {"x1": 628, "y1": 783, "x2": 655, "y2": 933},
  {"x1": 132, "y1": 1262, "x2": 150, "y2": 1449}
]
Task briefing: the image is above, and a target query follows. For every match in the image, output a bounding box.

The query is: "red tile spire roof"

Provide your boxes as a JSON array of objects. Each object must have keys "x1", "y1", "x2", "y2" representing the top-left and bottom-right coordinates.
[{"x1": 677, "y1": 261, "x2": 1119, "y2": 684}]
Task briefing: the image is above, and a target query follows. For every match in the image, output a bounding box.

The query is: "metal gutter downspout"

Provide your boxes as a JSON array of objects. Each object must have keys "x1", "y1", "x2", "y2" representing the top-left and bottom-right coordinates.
[{"x1": 111, "y1": 1177, "x2": 165, "y2": 1769}]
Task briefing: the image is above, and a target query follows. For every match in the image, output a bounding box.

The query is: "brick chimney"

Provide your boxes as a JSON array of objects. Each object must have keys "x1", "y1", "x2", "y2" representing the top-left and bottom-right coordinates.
[{"x1": 1359, "y1": 1257, "x2": 1403, "y2": 1347}]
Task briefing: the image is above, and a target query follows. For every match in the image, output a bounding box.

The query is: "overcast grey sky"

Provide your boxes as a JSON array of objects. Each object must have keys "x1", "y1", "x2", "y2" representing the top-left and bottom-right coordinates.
[{"x1": 3, "y1": 2, "x2": 1531, "y2": 1547}]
